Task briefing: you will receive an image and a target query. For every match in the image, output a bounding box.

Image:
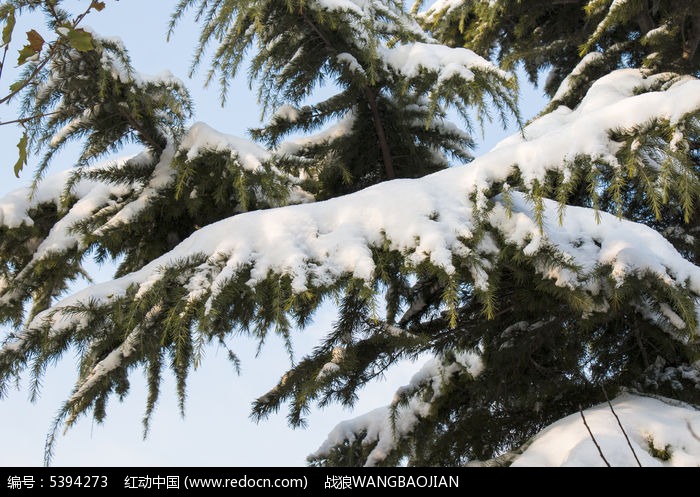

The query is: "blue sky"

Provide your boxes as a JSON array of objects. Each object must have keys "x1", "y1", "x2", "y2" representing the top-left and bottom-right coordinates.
[{"x1": 0, "y1": 0, "x2": 547, "y2": 466}]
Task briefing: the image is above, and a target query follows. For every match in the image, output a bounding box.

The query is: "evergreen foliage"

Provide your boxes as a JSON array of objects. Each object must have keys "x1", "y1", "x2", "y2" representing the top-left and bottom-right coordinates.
[
  {"x1": 0, "y1": 0, "x2": 699, "y2": 466},
  {"x1": 170, "y1": 0, "x2": 517, "y2": 198},
  {"x1": 415, "y1": 0, "x2": 700, "y2": 107}
]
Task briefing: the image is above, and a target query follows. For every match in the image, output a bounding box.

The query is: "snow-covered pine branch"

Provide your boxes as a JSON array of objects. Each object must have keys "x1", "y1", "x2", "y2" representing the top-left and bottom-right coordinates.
[
  {"x1": 21, "y1": 32, "x2": 192, "y2": 187},
  {"x1": 309, "y1": 350, "x2": 484, "y2": 467},
  {"x1": 312, "y1": 360, "x2": 700, "y2": 466},
  {"x1": 2, "y1": 69, "x2": 699, "y2": 451},
  {"x1": 0, "y1": 122, "x2": 308, "y2": 331},
  {"x1": 414, "y1": 0, "x2": 700, "y2": 104}
]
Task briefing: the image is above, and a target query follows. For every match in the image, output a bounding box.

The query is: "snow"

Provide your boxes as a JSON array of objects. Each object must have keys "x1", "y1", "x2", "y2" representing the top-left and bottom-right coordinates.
[
  {"x1": 0, "y1": 123, "x2": 281, "y2": 242},
  {"x1": 0, "y1": 178, "x2": 64, "y2": 229},
  {"x1": 0, "y1": 123, "x2": 307, "y2": 314},
  {"x1": 379, "y1": 42, "x2": 508, "y2": 82},
  {"x1": 317, "y1": 346, "x2": 346, "y2": 381},
  {"x1": 81, "y1": 149, "x2": 175, "y2": 239},
  {"x1": 659, "y1": 303, "x2": 686, "y2": 330},
  {"x1": 418, "y1": 0, "x2": 464, "y2": 24},
  {"x1": 271, "y1": 104, "x2": 301, "y2": 123},
  {"x1": 92, "y1": 32, "x2": 187, "y2": 91},
  {"x1": 314, "y1": 0, "x2": 369, "y2": 16},
  {"x1": 644, "y1": 24, "x2": 670, "y2": 41},
  {"x1": 276, "y1": 113, "x2": 356, "y2": 156},
  {"x1": 336, "y1": 53, "x2": 365, "y2": 75},
  {"x1": 313, "y1": 382, "x2": 700, "y2": 466},
  {"x1": 179, "y1": 122, "x2": 269, "y2": 171},
  {"x1": 0, "y1": 164, "x2": 120, "y2": 307},
  {"x1": 68, "y1": 326, "x2": 143, "y2": 405},
  {"x1": 0, "y1": 164, "x2": 131, "y2": 264},
  {"x1": 588, "y1": 0, "x2": 631, "y2": 46},
  {"x1": 551, "y1": 51, "x2": 603, "y2": 103},
  {"x1": 512, "y1": 393, "x2": 700, "y2": 467},
  {"x1": 31, "y1": 182, "x2": 129, "y2": 259},
  {"x1": 67, "y1": 304, "x2": 163, "y2": 406},
  {"x1": 49, "y1": 109, "x2": 94, "y2": 148},
  {"x1": 490, "y1": 193, "x2": 700, "y2": 294},
  {"x1": 312, "y1": 0, "x2": 427, "y2": 42},
  {"x1": 490, "y1": 70, "x2": 700, "y2": 187}
]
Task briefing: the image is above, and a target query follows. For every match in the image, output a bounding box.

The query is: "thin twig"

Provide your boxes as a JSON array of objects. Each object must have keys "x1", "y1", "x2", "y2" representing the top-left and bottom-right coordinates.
[
  {"x1": 580, "y1": 405, "x2": 611, "y2": 467},
  {"x1": 0, "y1": 111, "x2": 58, "y2": 126},
  {"x1": 0, "y1": 44, "x2": 9, "y2": 81},
  {"x1": 688, "y1": 420, "x2": 700, "y2": 442},
  {"x1": 601, "y1": 385, "x2": 642, "y2": 467}
]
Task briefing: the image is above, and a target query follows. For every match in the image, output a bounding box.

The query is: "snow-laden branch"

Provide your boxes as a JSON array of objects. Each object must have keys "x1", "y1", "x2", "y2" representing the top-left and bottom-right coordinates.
[
  {"x1": 312, "y1": 0, "x2": 427, "y2": 41},
  {"x1": 310, "y1": 351, "x2": 483, "y2": 466},
  {"x1": 0, "y1": 123, "x2": 308, "y2": 324},
  {"x1": 415, "y1": 0, "x2": 465, "y2": 25},
  {"x1": 0, "y1": 123, "x2": 273, "y2": 262},
  {"x1": 13, "y1": 70, "x2": 698, "y2": 328},
  {"x1": 2, "y1": 69, "x2": 699, "y2": 430},
  {"x1": 379, "y1": 41, "x2": 509, "y2": 83}
]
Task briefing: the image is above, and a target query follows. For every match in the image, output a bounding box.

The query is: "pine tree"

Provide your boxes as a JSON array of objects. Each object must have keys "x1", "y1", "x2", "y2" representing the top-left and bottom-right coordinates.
[{"x1": 0, "y1": 0, "x2": 699, "y2": 466}]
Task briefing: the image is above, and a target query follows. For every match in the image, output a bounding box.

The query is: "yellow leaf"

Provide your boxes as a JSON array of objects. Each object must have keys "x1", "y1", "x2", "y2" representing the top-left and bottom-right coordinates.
[
  {"x1": 2, "y1": 8, "x2": 15, "y2": 46},
  {"x1": 13, "y1": 132, "x2": 28, "y2": 178}
]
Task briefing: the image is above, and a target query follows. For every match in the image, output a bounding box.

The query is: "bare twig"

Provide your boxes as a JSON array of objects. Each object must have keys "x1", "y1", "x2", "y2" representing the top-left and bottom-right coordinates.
[
  {"x1": 0, "y1": 111, "x2": 58, "y2": 127},
  {"x1": 600, "y1": 385, "x2": 642, "y2": 467},
  {"x1": 0, "y1": 43, "x2": 57, "y2": 105},
  {"x1": 580, "y1": 405, "x2": 611, "y2": 467},
  {"x1": 688, "y1": 420, "x2": 700, "y2": 442},
  {"x1": 0, "y1": 44, "x2": 9, "y2": 81}
]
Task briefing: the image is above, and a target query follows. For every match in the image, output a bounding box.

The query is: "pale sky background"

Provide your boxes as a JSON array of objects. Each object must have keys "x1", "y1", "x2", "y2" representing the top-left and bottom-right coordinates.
[{"x1": 0, "y1": 0, "x2": 547, "y2": 466}]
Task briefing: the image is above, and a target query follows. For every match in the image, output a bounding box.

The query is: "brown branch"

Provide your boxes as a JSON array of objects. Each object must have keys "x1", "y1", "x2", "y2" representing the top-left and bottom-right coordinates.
[
  {"x1": 302, "y1": 13, "x2": 335, "y2": 57},
  {"x1": 116, "y1": 107, "x2": 163, "y2": 153},
  {"x1": 601, "y1": 385, "x2": 642, "y2": 467},
  {"x1": 635, "y1": 11, "x2": 655, "y2": 35},
  {"x1": 301, "y1": 11, "x2": 395, "y2": 180},
  {"x1": 0, "y1": 111, "x2": 58, "y2": 126},
  {"x1": 635, "y1": 328, "x2": 650, "y2": 368},
  {"x1": 0, "y1": 44, "x2": 8, "y2": 81},
  {"x1": 45, "y1": 1, "x2": 63, "y2": 25},
  {"x1": 364, "y1": 86, "x2": 395, "y2": 180},
  {"x1": 465, "y1": 433, "x2": 538, "y2": 467},
  {"x1": 580, "y1": 405, "x2": 611, "y2": 467},
  {"x1": 397, "y1": 278, "x2": 445, "y2": 325},
  {"x1": 0, "y1": 43, "x2": 58, "y2": 105}
]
